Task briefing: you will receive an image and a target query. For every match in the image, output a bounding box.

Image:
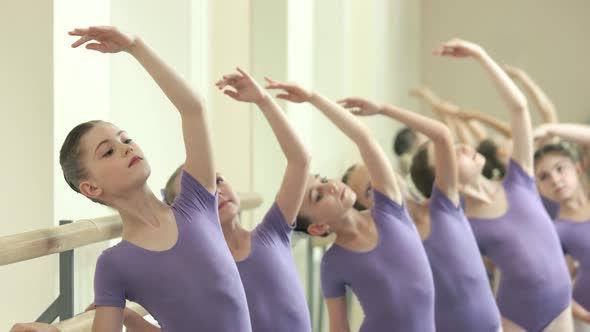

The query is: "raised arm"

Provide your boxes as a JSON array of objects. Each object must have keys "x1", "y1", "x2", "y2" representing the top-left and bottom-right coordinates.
[
  {"x1": 456, "y1": 109, "x2": 512, "y2": 138},
  {"x1": 505, "y1": 65, "x2": 558, "y2": 124},
  {"x1": 410, "y1": 88, "x2": 480, "y2": 145},
  {"x1": 463, "y1": 118, "x2": 489, "y2": 141},
  {"x1": 216, "y1": 70, "x2": 311, "y2": 224},
  {"x1": 339, "y1": 97, "x2": 459, "y2": 204},
  {"x1": 435, "y1": 39, "x2": 533, "y2": 174},
  {"x1": 535, "y1": 123, "x2": 590, "y2": 146},
  {"x1": 69, "y1": 26, "x2": 215, "y2": 193},
  {"x1": 266, "y1": 80, "x2": 401, "y2": 204},
  {"x1": 432, "y1": 102, "x2": 476, "y2": 146}
]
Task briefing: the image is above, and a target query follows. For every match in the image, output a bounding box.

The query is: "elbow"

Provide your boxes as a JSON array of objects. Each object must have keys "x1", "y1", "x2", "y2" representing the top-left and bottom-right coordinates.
[
  {"x1": 511, "y1": 98, "x2": 529, "y2": 114},
  {"x1": 299, "y1": 151, "x2": 312, "y2": 170},
  {"x1": 289, "y1": 150, "x2": 312, "y2": 172},
  {"x1": 431, "y1": 125, "x2": 454, "y2": 145}
]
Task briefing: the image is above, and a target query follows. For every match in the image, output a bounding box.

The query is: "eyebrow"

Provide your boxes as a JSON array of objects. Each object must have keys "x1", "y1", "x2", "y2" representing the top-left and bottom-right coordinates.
[
  {"x1": 95, "y1": 130, "x2": 125, "y2": 154},
  {"x1": 308, "y1": 174, "x2": 320, "y2": 204}
]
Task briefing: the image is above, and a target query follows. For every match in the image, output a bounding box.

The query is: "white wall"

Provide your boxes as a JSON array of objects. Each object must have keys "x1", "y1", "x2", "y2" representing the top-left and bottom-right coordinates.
[{"x1": 53, "y1": 0, "x2": 113, "y2": 316}]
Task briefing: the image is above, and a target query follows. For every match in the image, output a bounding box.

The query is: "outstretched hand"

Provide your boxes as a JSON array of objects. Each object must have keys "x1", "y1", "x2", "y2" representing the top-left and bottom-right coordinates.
[
  {"x1": 68, "y1": 26, "x2": 135, "y2": 53},
  {"x1": 264, "y1": 78, "x2": 313, "y2": 103},
  {"x1": 338, "y1": 97, "x2": 382, "y2": 117},
  {"x1": 215, "y1": 67, "x2": 267, "y2": 103},
  {"x1": 433, "y1": 38, "x2": 484, "y2": 58}
]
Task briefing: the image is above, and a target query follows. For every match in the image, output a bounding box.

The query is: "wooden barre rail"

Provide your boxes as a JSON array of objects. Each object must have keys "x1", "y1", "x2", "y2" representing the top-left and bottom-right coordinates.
[
  {"x1": 0, "y1": 192, "x2": 263, "y2": 266},
  {"x1": 54, "y1": 302, "x2": 148, "y2": 332}
]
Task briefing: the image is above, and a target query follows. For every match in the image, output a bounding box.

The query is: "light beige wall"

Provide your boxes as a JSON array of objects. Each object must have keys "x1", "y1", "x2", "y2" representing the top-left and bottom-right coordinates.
[
  {"x1": 0, "y1": 1, "x2": 55, "y2": 330},
  {"x1": 421, "y1": 0, "x2": 590, "y2": 125}
]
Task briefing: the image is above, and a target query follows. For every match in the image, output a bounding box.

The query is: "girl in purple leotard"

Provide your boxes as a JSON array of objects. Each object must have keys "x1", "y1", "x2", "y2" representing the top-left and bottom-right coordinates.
[
  {"x1": 338, "y1": 95, "x2": 501, "y2": 331},
  {"x1": 265, "y1": 79, "x2": 436, "y2": 332},
  {"x1": 58, "y1": 26, "x2": 251, "y2": 332},
  {"x1": 534, "y1": 124, "x2": 590, "y2": 332},
  {"x1": 410, "y1": 38, "x2": 572, "y2": 332}
]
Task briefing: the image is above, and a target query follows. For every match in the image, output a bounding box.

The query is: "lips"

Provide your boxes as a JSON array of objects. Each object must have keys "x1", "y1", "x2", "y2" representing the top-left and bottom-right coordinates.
[
  {"x1": 128, "y1": 156, "x2": 142, "y2": 167},
  {"x1": 219, "y1": 200, "x2": 231, "y2": 210}
]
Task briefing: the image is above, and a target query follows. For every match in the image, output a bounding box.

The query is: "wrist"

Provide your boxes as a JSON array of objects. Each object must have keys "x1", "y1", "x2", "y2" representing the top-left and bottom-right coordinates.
[
  {"x1": 472, "y1": 46, "x2": 488, "y2": 61},
  {"x1": 254, "y1": 93, "x2": 272, "y2": 107},
  {"x1": 127, "y1": 36, "x2": 144, "y2": 57}
]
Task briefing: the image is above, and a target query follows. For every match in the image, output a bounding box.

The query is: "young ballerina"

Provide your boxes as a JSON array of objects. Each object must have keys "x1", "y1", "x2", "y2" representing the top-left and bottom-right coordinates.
[
  {"x1": 95, "y1": 68, "x2": 314, "y2": 332},
  {"x1": 338, "y1": 96, "x2": 501, "y2": 331},
  {"x1": 534, "y1": 124, "x2": 590, "y2": 331},
  {"x1": 193, "y1": 68, "x2": 314, "y2": 331},
  {"x1": 61, "y1": 26, "x2": 251, "y2": 331},
  {"x1": 264, "y1": 79, "x2": 436, "y2": 331},
  {"x1": 409, "y1": 38, "x2": 572, "y2": 332}
]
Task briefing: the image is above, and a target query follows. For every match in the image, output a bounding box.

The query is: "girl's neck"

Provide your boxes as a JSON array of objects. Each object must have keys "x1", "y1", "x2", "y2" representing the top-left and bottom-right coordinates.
[
  {"x1": 115, "y1": 185, "x2": 172, "y2": 239},
  {"x1": 560, "y1": 187, "x2": 590, "y2": 219},
  {"x1": 332, "y1": 209, "x2": 371, "y2": 245},
  {"x1": 462, "y1": 175, "x2": 498, "y2": 206},
  {"x1": 221, "y1": 214, "x2": 249, "y2": 251}
]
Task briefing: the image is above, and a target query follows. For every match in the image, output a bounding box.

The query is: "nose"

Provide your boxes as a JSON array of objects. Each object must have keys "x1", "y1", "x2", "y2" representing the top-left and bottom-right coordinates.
[
  {"x1": 123, "y1": 144, "x2": 134, "y2": 156},
  {"x1": 549, "y1": 171, "x2": 561, "y2": 186},
  {"x1": 321, "y1": 182, "x2": 337, "y2": 195}
]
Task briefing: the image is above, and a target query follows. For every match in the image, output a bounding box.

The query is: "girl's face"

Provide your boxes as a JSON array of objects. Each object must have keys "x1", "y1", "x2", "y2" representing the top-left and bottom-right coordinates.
[
  {"x1": 216, "y1": 174, "x2": 240, "y2": 225},
  {"x1": 535, "y1": 153, "x2": 581, "y2": 203},
  {"x1": 346, "y1": 164, "x2": 373, "y2": 209},
  {"x1": 454, "y1": 143, "x2": 486, "y2": 185},
  {"x1": 79, "y1": 122, "x2": 150, "y2": 202},
  {"x1": 299, "y1": 174, "x2": 356, "y2": 231}
]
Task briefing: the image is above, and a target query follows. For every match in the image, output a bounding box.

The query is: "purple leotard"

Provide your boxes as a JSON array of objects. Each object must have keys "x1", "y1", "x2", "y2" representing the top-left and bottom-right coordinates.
[
  {"x1": 469, "y1": 160, "x2": 571, "y2": 331},
  {"x1": 94, "y1": 171, "x2": 251, "y2": 332},
  {"x1": 554, "y1": 218, "x2": 590, "y2": 312},
  {"x1": 236, "y1": 203, "x2": 311, "y2": 332},
  {"x1": 423, "y1": 185, "x2": 501, "y2": 332},
  {"x1": 321, "y1": 190, "x2": 435, "y2": 332},
  {"x1": 541, "y1": 195, "x2": 560, "y2": 220}
]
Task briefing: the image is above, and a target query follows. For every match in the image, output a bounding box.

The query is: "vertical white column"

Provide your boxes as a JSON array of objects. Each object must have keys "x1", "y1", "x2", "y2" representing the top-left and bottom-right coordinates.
[{"x1": 53, "y1": 0, "x2": 111, "y2": 314}]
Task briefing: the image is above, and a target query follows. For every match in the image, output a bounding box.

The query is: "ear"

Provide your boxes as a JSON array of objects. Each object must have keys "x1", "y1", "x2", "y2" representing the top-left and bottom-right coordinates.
[
  {"x1": 79, "y1": 180, "x2": 103, "y2": 200},
  {"x1": 307, "y1": 223, "x2": 330, "y2": 237}
]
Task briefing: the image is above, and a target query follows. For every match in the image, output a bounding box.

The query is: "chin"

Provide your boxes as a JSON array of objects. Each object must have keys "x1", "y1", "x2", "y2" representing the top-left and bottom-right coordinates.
[{"x1": 220, "y1": 205, "x2": 239, "y2": 221}]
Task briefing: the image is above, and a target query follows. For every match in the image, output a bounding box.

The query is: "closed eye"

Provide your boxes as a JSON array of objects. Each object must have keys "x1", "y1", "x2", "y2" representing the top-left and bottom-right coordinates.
[
  {"x1": 365, "y1": 184, "x2": 372, "y2": 197},
  {"x1": 316, "y1": 192, "x2": 323, "y2": 202}
]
